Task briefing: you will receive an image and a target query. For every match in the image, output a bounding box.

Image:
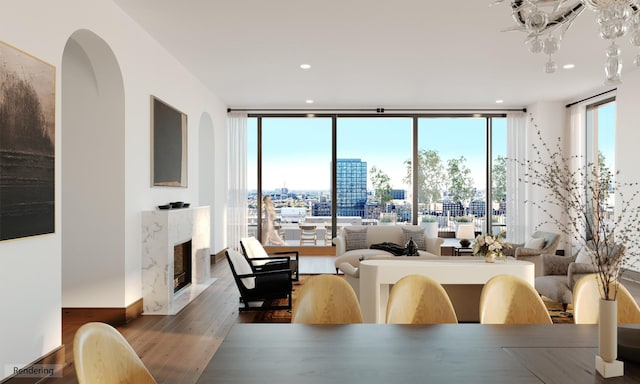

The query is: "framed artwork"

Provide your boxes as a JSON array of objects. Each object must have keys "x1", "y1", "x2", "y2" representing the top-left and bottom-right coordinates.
[
  {"x1": 0, "y1": 40, "x2": 56, "y2": 241},
  {"x1": 151, "y1": 96, "x2": 188, "y2": 187}
]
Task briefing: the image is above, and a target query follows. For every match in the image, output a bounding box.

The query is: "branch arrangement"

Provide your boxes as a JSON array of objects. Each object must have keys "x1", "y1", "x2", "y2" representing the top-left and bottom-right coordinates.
[{"x1": 512, "y1": 116, "x2": 640, "y2": 300}]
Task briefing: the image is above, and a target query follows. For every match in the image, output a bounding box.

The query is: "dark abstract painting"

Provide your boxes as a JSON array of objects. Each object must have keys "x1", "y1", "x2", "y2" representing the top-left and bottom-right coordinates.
[{"x1": 0, "y1": 41, "x2": 55, "y2": 241}]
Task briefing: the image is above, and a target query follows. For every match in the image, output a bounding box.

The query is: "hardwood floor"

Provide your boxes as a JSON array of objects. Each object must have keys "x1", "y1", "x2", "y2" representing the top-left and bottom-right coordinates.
[
  {"x1": 46, "y1": 255, "x2": 640, "y2": 384},
  {"x1": 48, "y1": 255, "x2": 335, "y2": 384}
]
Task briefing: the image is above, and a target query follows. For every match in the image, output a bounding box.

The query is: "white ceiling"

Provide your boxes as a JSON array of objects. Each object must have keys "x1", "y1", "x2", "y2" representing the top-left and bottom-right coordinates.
[{"x1": 113, "y1": 0, "x2": 636, "y2": 110}]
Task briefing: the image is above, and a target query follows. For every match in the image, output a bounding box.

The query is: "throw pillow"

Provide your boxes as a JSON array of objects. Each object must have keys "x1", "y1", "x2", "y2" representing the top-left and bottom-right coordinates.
[
  {"x1": 344, "y1": 226, "x2": 368, "y2": 251},
  {"x1": 401, "y1": 226, "x2": 426, "y2": 251},
  {"x1": 524, "y1": 237, "x2": 545, "y2": 250}
]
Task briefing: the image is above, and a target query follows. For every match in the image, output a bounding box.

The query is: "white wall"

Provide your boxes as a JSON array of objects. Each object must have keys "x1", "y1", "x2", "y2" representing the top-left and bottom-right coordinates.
[
  {"x1": 0, "y1": 0, "x2": 227, "y2": 378},
  {"x1": 615, "y1": 69, "x2": 640, "y2": 271}
]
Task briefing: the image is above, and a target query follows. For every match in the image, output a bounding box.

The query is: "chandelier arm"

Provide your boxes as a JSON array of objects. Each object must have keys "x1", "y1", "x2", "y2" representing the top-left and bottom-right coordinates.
[{"x1": 511, "y1": 0, "x2": 585, "y2": 34}]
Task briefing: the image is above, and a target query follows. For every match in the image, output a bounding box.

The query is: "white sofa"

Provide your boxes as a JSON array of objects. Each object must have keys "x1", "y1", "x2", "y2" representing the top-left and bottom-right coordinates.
[
  {"x1": 333, "y1": 225, "x2": 444, "y2": 273},
  {"x1": 333, "y1": 225, "x2": 504, "y2": 321}
]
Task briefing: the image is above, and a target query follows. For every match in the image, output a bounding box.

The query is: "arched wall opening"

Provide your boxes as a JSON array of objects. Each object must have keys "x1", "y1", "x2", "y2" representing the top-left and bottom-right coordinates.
[{"x1": 61, "y1": 29, "x2": 126, "y2": 307}]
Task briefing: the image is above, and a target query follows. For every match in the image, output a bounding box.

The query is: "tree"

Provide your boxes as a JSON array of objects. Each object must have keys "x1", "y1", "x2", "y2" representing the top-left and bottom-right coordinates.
[
  {"x1": 492, "y1": 155, "x2": 507, "y2": 202},
  {"x1": 403, "y1": 149, "x2": 444, "y2": 208},
  {"x1": 446, "y1": 156, "x2": 475, "y2": 205},
  {"x1": 369, "y1": 165, "x2": 393, "y2": 208}
]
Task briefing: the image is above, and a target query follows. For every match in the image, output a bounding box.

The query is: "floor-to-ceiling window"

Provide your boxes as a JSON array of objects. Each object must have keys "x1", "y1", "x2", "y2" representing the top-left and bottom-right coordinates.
[
  {"x1": 336, "y1": 118, "x2": 413, "y2": 224},
  {"x1": 491, "y1": 117, "x2": 507, "y2": 235},
  {"x1": 247, "y1": 113, "x2": 508, "y2": 247},
  {"x1": 249, "y1": 117, "x2": 333, "y2": 245},
  {"x1": 586, "y1": 99, "x2": 616, "y2": 236},
  {"x1": 417, "y1": 117, "x2": 487, "y2": 233}
]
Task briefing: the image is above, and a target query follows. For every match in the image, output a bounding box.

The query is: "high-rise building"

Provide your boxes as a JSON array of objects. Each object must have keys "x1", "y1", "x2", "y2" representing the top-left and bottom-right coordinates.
[{"x1": 336, "y1": 158, "x2": 367, "y2": 217}]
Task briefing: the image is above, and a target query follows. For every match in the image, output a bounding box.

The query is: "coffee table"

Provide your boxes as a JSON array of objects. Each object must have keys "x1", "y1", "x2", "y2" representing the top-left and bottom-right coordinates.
[{"x1": 359, "y1": 257, "x2": 535, "y2": 323}]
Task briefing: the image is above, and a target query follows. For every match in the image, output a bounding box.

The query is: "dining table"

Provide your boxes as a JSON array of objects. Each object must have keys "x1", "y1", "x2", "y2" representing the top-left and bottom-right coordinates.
[{"x1": 195, "y1": 323, "x2": 640, "y2": 384}]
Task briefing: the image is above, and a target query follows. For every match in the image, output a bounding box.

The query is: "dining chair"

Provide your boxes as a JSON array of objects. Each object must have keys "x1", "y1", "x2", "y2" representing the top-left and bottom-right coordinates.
[
  {"x1": 74, "y1": 322, "x2": 157, "y2": 384},
  {"x1": 299, "y1": 224, "x2": 317, "y2": 246},
  {"x1": 324, "y1": 224, "x2": 342, "y2": 245},
  {"x1": 479, "y1": 274, "x2": 552, "y2": 324},
  {"x1": 292, "y1": 274, "x2": 363, "y2": 324},
  {"x1": 573, "y1": 274, "x2": 601, "y2": 324},
  {"x1": 573, "y1": 274, "x2": 640, "y2": 324},
  {"x1": 386, "y1": 274, "x2": 458, "y2": 324}
]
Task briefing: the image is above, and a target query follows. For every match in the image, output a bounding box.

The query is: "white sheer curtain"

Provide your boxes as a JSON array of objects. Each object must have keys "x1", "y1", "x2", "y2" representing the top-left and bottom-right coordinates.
[
  {"x1": 506, "y1": 111, "x2": 527, "y2": 244},
  {"x1": 227, "y1": 112, "x2": 248, "y2": 252},
  {"x1": 567, "y1": 104, "x2": 586, "y2": 254}
]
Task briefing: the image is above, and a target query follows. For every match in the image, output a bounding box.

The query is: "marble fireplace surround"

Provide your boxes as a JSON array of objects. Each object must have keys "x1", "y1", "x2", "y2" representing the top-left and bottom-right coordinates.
[{"x1": 142, "y1": 205, "x2": 215, "y2": 315}]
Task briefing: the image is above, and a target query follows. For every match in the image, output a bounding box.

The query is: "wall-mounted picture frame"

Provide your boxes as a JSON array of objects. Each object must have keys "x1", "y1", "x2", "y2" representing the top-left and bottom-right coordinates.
[
  {"x1": 0, "y1": 40, "x2": 56, "y2": 241},
  {"x1": 151, "y1": 96, "x2": 187, "y2": 187}
]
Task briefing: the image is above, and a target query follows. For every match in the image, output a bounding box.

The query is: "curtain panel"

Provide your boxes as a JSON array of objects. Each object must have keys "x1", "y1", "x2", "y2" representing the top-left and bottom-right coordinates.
[
  {"x1": 227, "y1": 112, "x2": 248, "y2": 251},
  {"x1": 506, "y1": 111, "x2": 527, "y2": 244}
]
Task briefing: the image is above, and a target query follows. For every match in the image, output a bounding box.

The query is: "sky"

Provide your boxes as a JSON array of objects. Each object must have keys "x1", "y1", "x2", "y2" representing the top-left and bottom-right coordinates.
[{"x1": 247, "y1": 116, "x2": 507, "y2": 192}]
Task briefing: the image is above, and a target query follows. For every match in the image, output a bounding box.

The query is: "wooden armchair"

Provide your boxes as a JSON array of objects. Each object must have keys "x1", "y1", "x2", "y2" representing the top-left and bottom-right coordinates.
[
  {"x1": 226, "y1": 249, "x2": 292, "y2": 312},
  {"x1": 241, "y1": 236, "x2": 299, "y2": 281}
]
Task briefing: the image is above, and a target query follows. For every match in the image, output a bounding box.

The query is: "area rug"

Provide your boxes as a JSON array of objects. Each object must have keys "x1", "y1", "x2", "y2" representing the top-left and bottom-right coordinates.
[{"x1": 253, "y1": 275, "x2": 575, "y2": 324}]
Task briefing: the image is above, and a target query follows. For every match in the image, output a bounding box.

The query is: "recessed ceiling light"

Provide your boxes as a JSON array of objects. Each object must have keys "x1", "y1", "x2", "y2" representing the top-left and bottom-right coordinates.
[
  {"x1": 495, "y1": 99, "x2": 504, "y2": 104},
  {"x1": 305, "y1": 99, "x2": 314, "y2": 104},
  {"x1": 563, "y1": 64, "x2": 575, "y2": 69},
  {"x1": 300, "y1": 64, "x2": 311, "y2": 69}
]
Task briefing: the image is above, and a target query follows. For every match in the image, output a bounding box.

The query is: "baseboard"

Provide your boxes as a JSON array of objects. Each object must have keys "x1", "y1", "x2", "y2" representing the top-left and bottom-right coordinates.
[
  {"x1": 212, "y1": 249, "x2": 225, "y2": 264},
  {"x1": 0, "y1": 345, "x2": 64, "y2": 384},
  {"x1": 62, "y1": 297, "x2": 143, "y2": 326}
]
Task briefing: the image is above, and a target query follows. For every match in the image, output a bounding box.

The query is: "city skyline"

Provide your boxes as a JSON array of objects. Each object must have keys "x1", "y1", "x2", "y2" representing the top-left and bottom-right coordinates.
[{"x1": 247, "y1": 117, "x2": 508, "y2": 191}]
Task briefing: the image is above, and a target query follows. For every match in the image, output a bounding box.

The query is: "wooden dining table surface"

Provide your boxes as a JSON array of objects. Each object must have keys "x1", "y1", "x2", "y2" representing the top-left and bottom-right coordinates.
[{"x1": 195, "y1": 323, "x2": 640, "y2": 384}]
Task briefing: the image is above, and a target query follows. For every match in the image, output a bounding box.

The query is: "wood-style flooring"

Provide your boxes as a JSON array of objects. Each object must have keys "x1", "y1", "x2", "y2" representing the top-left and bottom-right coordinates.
[
  {"x1": 46, "y1": 255, "x2": 640, "y2": 384},
  {"x1": 47, "y1": 255, "x2": 336, "y2": 384}
]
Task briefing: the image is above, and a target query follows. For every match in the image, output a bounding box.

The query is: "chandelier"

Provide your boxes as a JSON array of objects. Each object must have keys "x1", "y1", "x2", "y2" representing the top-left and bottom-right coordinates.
[{"x1": 497, "y1": 0, "x2": 640, "y2": 84}]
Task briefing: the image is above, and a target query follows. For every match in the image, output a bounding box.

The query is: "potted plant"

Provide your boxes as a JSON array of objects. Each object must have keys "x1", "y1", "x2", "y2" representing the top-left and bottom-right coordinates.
[
  {"x1": 379, "y1": 212, "x2": 396, "y2": 226},
  {"x1": 421, "y1": 215, "x2": 439, "y2": 238}
]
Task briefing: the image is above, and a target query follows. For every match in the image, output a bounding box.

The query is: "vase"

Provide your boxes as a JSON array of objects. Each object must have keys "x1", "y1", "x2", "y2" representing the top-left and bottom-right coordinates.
[
  {"x1": 484, "y1": 253, "x2": 496, "y2": 263},
  {"x1": 596, "y1": 298, "x2": 624, "y2": 378},
  {"x1": 599, "y1": 299, "x2": 617, "y2": 362}
]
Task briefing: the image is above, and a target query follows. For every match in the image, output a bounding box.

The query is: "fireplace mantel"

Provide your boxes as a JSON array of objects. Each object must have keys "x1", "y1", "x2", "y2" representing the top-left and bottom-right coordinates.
[{"x1": 141, "y1": 206, "x2": 215, "y2": 315}]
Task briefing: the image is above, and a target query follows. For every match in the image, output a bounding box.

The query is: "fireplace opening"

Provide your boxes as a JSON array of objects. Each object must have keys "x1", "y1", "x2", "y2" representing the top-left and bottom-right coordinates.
[{"x1": 174, "y1": 239, "x2": 192, "y2": 293}]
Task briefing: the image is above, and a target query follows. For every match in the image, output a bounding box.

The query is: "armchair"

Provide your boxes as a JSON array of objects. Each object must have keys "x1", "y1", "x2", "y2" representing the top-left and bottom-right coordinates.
[
  {"x1": 534, "y1": 251, "x2": 596, "y2": 311},
  {"x1": 504, "y1": 231, "x2": 561, "y2": 277},
  {"x1": 226, "y1": 249, "x2": 292, "y2": 312},
  {"x1": 240, "y1": 236, "x2": 299, "y2": 281}
]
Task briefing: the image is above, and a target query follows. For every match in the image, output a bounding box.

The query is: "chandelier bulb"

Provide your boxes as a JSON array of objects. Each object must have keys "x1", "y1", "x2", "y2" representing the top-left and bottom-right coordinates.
[
  {"x1": 631, "y1": 30, "x2": 640, "y2": 47},
  {"x1": 545, "y1": 59, "x2": 557, "y2": 74},
  {"x1": 542, "y1": 36, "x2": 560, "y2": 55},
  {"x1": 606, "y1": 41, "x2": 621, "y2": 57},
  {"x1": 634, "y1": 53, "x2": 640, "y2": 67},
  {"x1": 529, "y1": 37, "x2": 544, "y2": 54}
]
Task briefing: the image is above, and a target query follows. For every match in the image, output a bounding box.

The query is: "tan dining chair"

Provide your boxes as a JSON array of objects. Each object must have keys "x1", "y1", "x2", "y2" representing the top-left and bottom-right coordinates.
[
  {"x1": 299, "y1": 224, "x2": 317, "y2": 246},
  {"x1": 292, "y1": 274, "x2": 363, "y2": 324},
  {"x1": 479, "y1": 274, "x2": 552, "y2": 324},
  {"x1": 386, "y1": 274, "x2": 458, "y2": 324},
  {"x1": 573, "y1": 274, "x2": 640, "y2": 324},
  {"x1": 74, "y1": 322, "x2": 157, "y2": 384},
  {"x1": 324, "y1": 224, "x2": 342, "y2": 245}
]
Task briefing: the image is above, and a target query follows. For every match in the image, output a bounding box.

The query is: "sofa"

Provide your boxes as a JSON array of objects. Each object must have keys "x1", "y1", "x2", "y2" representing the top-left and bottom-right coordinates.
[{"x1": 333, "y1": 225, "x2": 444, "y2": 273}]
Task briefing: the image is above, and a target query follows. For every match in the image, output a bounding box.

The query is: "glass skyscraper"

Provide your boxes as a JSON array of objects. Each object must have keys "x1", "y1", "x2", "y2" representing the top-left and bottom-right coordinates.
[{"x1": 336, "y1": 158, "x2": 367, "y2": 217}]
